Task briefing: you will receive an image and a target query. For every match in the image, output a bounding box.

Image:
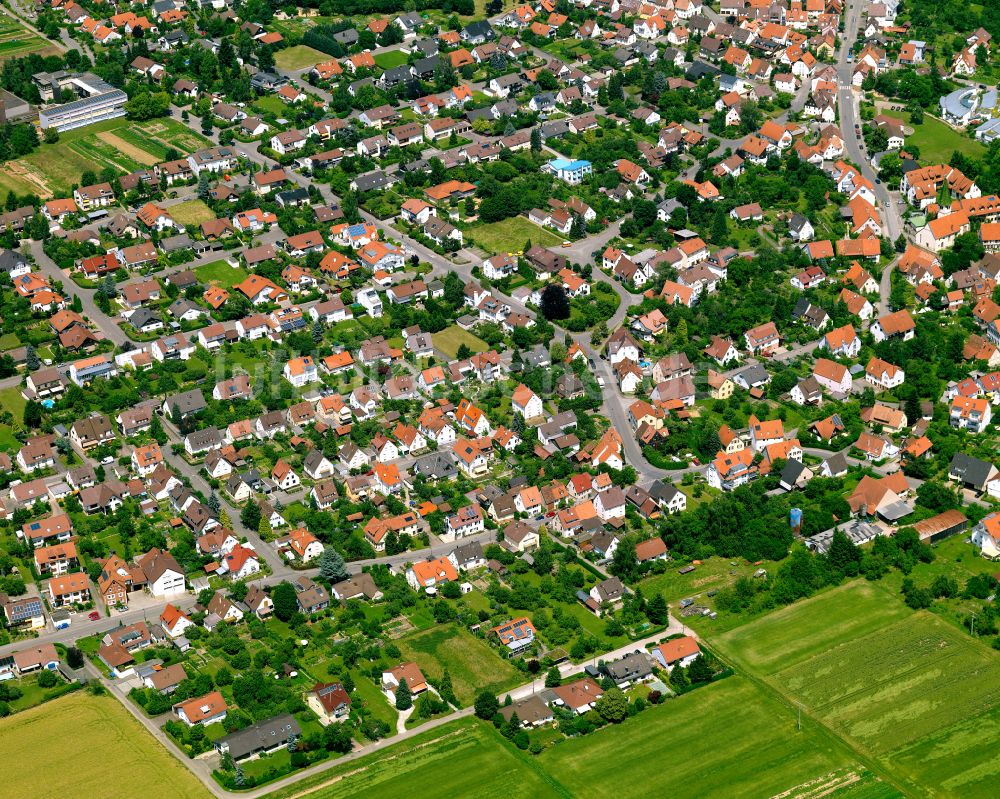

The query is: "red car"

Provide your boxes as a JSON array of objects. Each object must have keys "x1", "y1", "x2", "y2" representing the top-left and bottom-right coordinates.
[{"x1": 88, "y1": 611, "x2": 100, "y2": 621}]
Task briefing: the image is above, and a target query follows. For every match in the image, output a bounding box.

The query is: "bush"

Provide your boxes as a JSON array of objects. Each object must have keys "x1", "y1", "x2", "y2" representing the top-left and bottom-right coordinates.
[{"x1": 37, "y1": 670, "x2": 58, "y2": 688}]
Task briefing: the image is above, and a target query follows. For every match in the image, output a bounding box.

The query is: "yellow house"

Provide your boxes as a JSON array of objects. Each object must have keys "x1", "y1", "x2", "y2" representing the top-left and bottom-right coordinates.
[{"x1": 708, "y1": 370, "x2": 735, "y2": 400}]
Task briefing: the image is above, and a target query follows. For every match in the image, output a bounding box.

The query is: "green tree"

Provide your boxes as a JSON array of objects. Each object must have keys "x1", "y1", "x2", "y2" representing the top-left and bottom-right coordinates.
[
  {"x1": 240, "y1": 501, "x2": 261, "y2": 530},
  {"x1": 544, "y1": 666, "x2": 561, "y2": 688},
  {"x1": 318, "y1": 548, "x2": 349, "y2": 582},
  {"x1": 23, "y1": 400, "x2": 42, "y2": 429},
  {"x1": 594, "y1": 686, "x2": 628, "y2": 722},
  {"x1": 474, "y1": 690, "x2": 499, "y2": 720},
  {"x1": 646, "y1": 593, "x2": 669, "y2": 625},
  {"x1": 271, "y1": 581, "x2": 299, "y2": 622},
  {"x1": 395, "y1": 677, "x2": 412, "y2": 710},
  {"x1": 322, "y1": 721, "x2": 353, "y2": 752},
  {"x1": 687, "y1": 655, "x2": 714, "y2": 683}
]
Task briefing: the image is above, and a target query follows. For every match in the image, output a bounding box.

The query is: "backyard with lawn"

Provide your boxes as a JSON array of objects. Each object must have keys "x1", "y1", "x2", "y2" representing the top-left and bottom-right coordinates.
[{"x1": 195, "y1": 260, "x2": 248, "y2": 288}]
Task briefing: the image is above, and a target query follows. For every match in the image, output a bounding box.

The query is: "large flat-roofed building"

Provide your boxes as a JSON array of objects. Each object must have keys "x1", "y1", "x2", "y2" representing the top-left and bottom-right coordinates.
[
  {"x1": 37, "y1": 73, "x2": 127, "y2": 132},
  {"x1": 0, "y1": 89, "x2": 31, "y2": 123}
]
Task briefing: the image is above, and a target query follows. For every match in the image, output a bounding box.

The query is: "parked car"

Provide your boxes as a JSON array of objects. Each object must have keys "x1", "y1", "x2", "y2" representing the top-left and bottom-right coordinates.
[{"x1": 88, "y1": 611, "x2": 100, "y2": 621}]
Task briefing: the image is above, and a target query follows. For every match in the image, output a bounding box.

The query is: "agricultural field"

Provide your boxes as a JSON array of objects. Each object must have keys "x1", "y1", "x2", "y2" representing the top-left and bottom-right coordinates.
[
  {"x1": 274, "y1": 44, "x2": 328, "y2": 71},
  {"x1": 468, "y1": 216, "x2": 564, "y2": 254},
  {"x1": 0, "y1": 119, "x2": 211, "y2": 199},
  {"x1": 714, "y1": 581, "x2": 1000, "y2": 798},
  {"x1": 169, "y1": 199, "x2": 216, "y2": 226},
  {"x1": 541, "y1": 677, "x2": 864, "y2": 799},
  {"x1": 264, "y1": 677, "x2": 869, "y2": 799},
  {"x1": 0, "y1": 692, "x2": 209, "y2": 799},
  {"x1": 0, "y1": 15, "x2": 57, "y2": 61},
  {"x1": 431, "y1": 325, "x2": 489, "y2": 359},
  {"x1": 260, "y1": 719, "x2": 553, "y2": 799},
  {"x1": 396, "y1": 625, "x2": 521, "y2": 705}
]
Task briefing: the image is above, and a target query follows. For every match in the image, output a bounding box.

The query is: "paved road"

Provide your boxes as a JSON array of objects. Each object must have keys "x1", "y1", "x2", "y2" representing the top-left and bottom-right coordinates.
[{"x1": 28, "y1": 240, "x2": 135, "y2": 348}]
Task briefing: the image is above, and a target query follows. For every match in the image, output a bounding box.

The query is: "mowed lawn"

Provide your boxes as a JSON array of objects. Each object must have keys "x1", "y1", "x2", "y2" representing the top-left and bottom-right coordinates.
[
  {"x1": 195, "y1": 260, "x2": 248, "y2": 288},
  {"x1": 373, "y1": 49, "x2": 409, "y2": 69},
  {"x1": 541, "y1": 677, "x2": 861, "y2": 799},
  {"x1": 884, "y1": 110, "x2": 985, "y2": 163},
  {"x1": 431, "y1": 325, "x2": 488, "y2": 359},
  {"x1": 469, "y1": 216, "x2": 563, "y2": 254},
  {"x1": 0, "y1": 692, "x2": 209, "y2": 799},
  {"x1": 714, "y1": 581, "x2": 1000, "y2": 798},
  {"x1": 169, "y1": 199, "x2": 216, "y2": 226},
  {"x1": 275, "y1": 44, "x2": 329, "y2": 70},
  {"x1": 397, "y1": 625, "x2": 521, "y2": 706}
]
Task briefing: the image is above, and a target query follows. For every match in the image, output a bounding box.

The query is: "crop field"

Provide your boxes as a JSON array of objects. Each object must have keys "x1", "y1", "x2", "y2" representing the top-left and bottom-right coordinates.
[
  {"x1": 0, "y1": 16, "x2": 57, "y2": 61},
  {"x1": 714, "y1": 581, "x2": 1000, "y2": 798},
  {"x1": 0, "y1": 119, "x2": 211, "y2": 199},
  {"x1": 265, "y1": 679, "x2": 864, "y2": 799},
  {"x1": 0, "y1": 692, "x2": 209, "y2": 799},
  {"x1": 397, "y1": 625, "x2": 521, "y2": 706},
  {"x1": 714, "y1": 581, "x2": 910, "y2": 674}
]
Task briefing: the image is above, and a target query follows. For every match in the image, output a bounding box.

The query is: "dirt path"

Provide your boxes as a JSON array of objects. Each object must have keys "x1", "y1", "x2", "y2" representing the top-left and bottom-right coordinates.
[{"x1": 96, "y1": 131, "x2": 160, "y2": 166}]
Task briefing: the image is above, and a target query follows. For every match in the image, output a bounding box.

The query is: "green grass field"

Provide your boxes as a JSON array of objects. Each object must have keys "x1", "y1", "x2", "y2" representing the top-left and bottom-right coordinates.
[
  {"x1": 397, "y1": 625, "x2": 521, "y2": 706},
  {"x1": 374, "y1": 50, "x2": 409, "y2": 69},
  {"x1": 884, "y1": 110, "x2": 985, "y2": 163},
  {"x1": 0, "y1": 384, "x2": 27, "y2": 421},
  {"x1": 263, "y1": 678, "x2": 871, "y2": 799},
  {"x1": 169, "y1": 199, "x2": 216, "y2": 226},
  {"x1": 0, "y1": 692, "x2": 209, "y2": 799},
  {"x1": 260, "y1": 720, "x2": 554, "y2": 799},
  {"x1": 195, "y1": 260, "x2": 247, "y2": 288},
  {"x1": 469, "y1": 216, "x2": 563, "y2": 254},
  {"x1": 715, "y1": 581, "x2": 911, "y2": 674},
  {"x1": 431, "y1": 325, "x2": 489, "y2": 359},
  {"x1": 540, "y1": 677, "x2": 862, "y2": 799},
  {"x1": 348, "y1": 670, "x2": 398, "y2": 736},
  {"x1": 714, "y1": 581, "x2": 1000, "y2": 798},
  {"x1": 274, "y1": 44, "x2": 329, "y2": 70}
]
